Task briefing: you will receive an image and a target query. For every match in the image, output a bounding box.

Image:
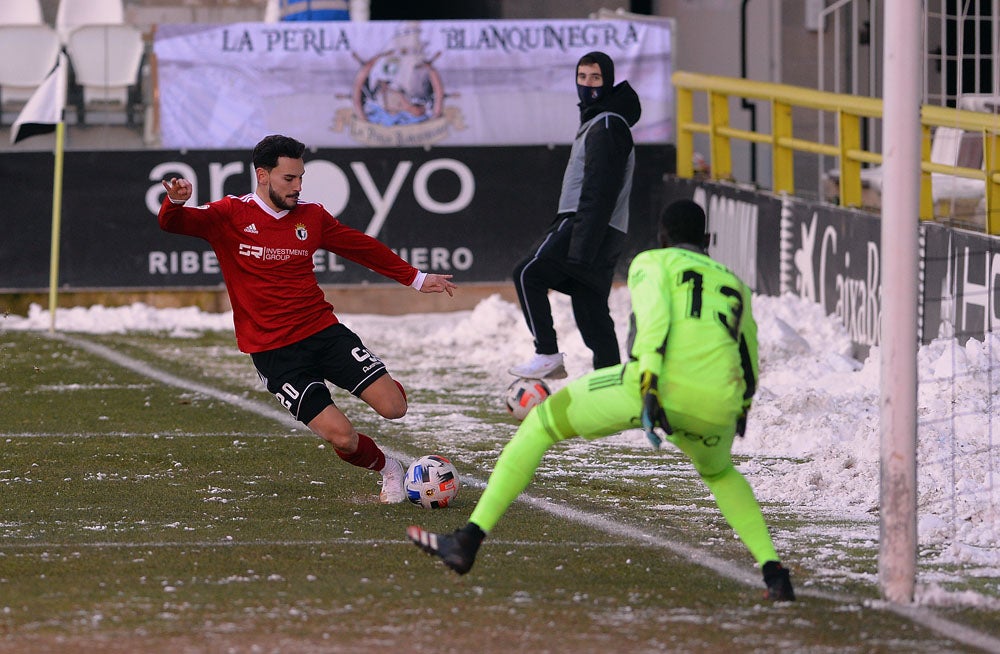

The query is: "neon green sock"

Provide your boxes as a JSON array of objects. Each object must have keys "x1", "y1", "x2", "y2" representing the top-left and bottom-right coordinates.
[
  {"x1": 701, "y1": 465, "x2": 779, "y2": 566},
  {"x1": 469, "y1": 411, "x2": 556, "y2": 533}
]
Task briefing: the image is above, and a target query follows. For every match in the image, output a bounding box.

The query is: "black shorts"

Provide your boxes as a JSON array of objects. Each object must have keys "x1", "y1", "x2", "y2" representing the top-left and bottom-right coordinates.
[{"x1": 250, "y1": 323, "x2": 388, "y2": 424}]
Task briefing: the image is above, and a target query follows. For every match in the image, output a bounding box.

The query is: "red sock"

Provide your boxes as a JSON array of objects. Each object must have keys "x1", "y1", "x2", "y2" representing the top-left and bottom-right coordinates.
[{"x1": 335, "y1": 433, "x2": 386, "y2": 471}]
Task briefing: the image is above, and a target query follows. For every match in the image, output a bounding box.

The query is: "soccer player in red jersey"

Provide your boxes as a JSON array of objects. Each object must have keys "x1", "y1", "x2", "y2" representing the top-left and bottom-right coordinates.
[{"x1": 158, "y1": 134, "x2": 457, "y2": 503}]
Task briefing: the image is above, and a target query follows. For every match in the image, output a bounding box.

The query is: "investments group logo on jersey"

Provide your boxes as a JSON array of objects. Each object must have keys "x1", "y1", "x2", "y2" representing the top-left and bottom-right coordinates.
[
  {"x1": 239, "y1": 244, "x2": 309, "y2": 262},
  {"x1": 333, "y1": 23, "x2": 465, "y2": 147}
]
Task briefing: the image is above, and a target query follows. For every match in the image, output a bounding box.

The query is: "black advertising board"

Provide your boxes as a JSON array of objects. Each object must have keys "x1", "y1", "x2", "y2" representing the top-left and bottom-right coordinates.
[
  {"x1": 9, "y1": 153, "x2": 1000, "y2": 354},
  {"x1": 661, "y1": 176, "x2": 1000, "y2": 354},
  {"x1": 0, "y1": 145, "x2": 674, "y2": 290},
  {"x1": 663, "y1": 177, "x2": 881, "y2": 355},
  {"x1": 1, "y1": 152, "x2": 55, "y2": 289},
  {"x1": 658, "y1": 176, "x2": 783, "y2": 298},
  {"x1": 780, "y1": 196, "x2": 883, "y2": 352},
  {"x1": 922, "y1": 222, "x2": 1000, "y2": 346}
]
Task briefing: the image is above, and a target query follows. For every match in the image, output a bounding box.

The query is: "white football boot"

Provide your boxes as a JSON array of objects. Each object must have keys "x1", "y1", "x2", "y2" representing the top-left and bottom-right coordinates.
[{"x1": 379, "y1": 457, "x2": 406, "y2": 504}]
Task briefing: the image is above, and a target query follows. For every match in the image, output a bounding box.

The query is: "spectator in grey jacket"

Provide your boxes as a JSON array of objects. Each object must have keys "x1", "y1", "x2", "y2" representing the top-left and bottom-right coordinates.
[{"x1": 509, "y1": 51, "x2": 642, "y2": 380}]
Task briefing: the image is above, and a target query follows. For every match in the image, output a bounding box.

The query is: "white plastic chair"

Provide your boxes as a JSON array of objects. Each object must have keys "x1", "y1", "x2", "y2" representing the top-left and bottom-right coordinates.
[
  {"x1": 0, "y1": 24, "x2": 61, "y2": 107},
  {"x1": 65, "y1": 23, "x2": 143, "y2": 122},
  {"x1": 824, "y1": 123, "x2": 987, "y2": 206},
  {"x1": 55, "y1": 0, "x2": 124, "y2": 44},
  {"x1": 0, "y1": 0, "x2": 44, "y2": 25},
  {"x1": 957, "y1": 94, "x2": 1000, "y2": 114},
  {"x1": 924, "y1": 126, "x2": 986, "y2": 204}
]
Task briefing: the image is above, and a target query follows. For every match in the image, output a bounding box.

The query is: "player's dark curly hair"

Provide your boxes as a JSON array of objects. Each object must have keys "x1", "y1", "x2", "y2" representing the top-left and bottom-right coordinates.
[{"x1": 252, "y1": 134, "x2": 306, "y2": 171}]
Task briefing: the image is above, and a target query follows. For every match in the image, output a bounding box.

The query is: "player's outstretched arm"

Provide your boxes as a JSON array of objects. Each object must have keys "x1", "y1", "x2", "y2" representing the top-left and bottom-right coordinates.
[{"x1": 418, "y1": 274, "x2": 457, "y2": 297}]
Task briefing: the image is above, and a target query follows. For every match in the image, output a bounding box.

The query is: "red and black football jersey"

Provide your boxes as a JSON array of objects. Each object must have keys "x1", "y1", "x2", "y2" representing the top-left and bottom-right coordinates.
[{"x1": 159, "y1": 193, "x2": 417, "y2": 353}]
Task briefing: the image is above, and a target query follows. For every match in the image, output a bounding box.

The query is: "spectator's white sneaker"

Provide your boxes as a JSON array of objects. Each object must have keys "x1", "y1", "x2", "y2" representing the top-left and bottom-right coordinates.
[
  {"x1": 508, "y1": 353, "x2": 567, "y2": 379},
  {"x1": 379, "y1": 457, "x2": 406, "y2": 504}
]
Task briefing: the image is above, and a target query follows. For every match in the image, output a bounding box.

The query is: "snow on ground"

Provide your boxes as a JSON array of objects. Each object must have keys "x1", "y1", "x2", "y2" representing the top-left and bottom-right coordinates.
[{"x1": 3, "y1": 289, "x2": 999, "y2": 606}]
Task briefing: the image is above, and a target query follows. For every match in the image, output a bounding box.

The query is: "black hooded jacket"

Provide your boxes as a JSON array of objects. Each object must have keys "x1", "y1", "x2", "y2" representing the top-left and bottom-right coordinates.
[{"x1": 533, "y1": 79, "x2": 642, "y2": 293}]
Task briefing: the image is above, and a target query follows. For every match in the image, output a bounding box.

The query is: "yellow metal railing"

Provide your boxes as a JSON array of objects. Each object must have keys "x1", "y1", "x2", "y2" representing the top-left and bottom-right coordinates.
[{"x1": 673, "y1": 70, "x2": 1000, "y2": 234}]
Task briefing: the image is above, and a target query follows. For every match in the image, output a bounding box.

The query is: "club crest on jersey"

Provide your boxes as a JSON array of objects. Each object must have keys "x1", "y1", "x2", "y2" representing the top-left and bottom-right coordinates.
[{"x1": 294, "y1": 223, "x2": 308, "y2": 241}]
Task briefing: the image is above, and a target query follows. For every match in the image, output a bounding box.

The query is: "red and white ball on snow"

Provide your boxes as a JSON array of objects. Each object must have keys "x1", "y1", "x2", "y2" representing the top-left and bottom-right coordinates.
[{"x1": 504, "y1": 377, "x2": 552, "y2": 421}]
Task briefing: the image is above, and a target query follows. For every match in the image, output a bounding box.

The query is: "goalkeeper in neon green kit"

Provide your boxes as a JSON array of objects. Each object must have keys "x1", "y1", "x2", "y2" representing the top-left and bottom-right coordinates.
[{"x1": 408, "y1": 199, "x2": 795, "y2": 601}]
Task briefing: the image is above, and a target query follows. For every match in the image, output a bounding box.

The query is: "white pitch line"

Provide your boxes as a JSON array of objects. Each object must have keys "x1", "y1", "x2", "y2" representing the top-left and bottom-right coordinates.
[
  {"x1": 47, "y1": 332, "x2": 1000, "y2": 653},
  {"x1": 50, "y1": 332, "x2": 304, "y2": 432},
  {"x1": 0, "y1": 538, "x2": 640, "y2": 550}
]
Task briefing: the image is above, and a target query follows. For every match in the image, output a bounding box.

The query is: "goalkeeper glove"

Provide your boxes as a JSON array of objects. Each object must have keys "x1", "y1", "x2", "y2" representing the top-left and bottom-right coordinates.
[
  {"x1": 640, "y1": 371, "x2": 671, "y2": 449},
  {"x1": 736, "y1": 401, "x2": 751, "y2": 437},
  {"x1": 736, "y1": 412, "x2": 748, "y2": 438}
]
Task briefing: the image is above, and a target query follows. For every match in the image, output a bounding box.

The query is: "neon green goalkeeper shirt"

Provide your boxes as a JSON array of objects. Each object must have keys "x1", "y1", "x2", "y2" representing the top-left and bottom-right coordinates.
[{"x1": 627, "y1": 245, "x2": 759, "y2": 426}]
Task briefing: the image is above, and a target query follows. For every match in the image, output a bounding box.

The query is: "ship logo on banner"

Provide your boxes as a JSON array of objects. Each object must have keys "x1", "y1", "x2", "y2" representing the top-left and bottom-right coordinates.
[{"x1": 334, "y1": 23, "x2": 465, "y2": 147}]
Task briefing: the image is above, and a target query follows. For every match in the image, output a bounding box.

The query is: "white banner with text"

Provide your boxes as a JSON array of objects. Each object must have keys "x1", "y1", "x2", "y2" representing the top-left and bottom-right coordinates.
[{"x1": 153, "y1": 18, "x2": 672, "y2": 149}]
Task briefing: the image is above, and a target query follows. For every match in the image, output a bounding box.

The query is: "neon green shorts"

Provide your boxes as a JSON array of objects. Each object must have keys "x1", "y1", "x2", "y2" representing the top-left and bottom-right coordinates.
[{"x1": 536, "y1": 362, "x2": 738, "y2": 478}]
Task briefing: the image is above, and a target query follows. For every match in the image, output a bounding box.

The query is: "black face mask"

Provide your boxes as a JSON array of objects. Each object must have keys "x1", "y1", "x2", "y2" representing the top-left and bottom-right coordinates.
[{"x1": 577, "y1": 84, "x2": 605, "y2": 107}]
